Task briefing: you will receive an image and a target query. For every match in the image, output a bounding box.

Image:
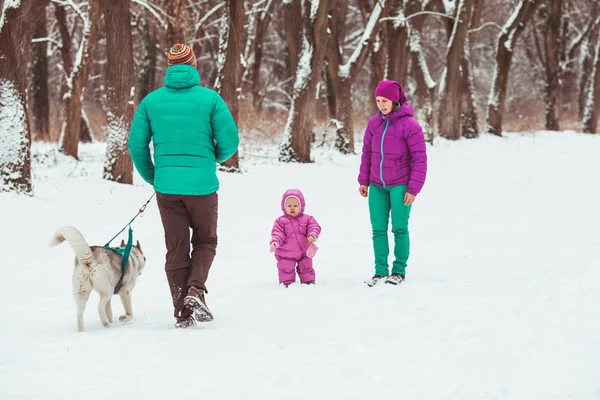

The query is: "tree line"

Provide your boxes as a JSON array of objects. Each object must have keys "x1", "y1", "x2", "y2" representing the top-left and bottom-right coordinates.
[{"x1": 1, "y1": 0, "x2": 599, "y2": 196}]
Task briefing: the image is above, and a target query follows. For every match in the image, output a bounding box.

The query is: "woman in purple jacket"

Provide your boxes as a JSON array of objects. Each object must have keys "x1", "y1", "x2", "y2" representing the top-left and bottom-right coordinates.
[{"x1": 358, "y1": 80, "x2": 427, "y2": 286}]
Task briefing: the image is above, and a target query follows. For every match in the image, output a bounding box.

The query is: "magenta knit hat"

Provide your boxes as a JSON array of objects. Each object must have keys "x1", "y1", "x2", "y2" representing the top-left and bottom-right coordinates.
[{"x1": 375, "y1": 80, "x2": 403, "y2": 103}]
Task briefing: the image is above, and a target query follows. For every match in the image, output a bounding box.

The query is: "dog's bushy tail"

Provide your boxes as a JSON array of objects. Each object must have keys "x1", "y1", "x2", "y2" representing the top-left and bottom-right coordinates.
[{"x1": 50, "y1": 226, "x2": 95, "y2": 266}]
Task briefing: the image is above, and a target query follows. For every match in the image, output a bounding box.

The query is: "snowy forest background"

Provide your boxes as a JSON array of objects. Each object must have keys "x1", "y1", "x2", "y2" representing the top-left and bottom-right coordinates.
[{"x1": 1, "y1": 0, "x2": 599, "y2": 196}]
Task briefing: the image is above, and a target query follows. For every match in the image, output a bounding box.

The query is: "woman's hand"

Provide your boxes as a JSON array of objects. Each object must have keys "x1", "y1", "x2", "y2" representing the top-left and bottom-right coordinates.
[
  {"x1": 359, "y1": 185, "x2": 369, "y2": 198},
  {"x1": 404, "y1": 192, "x2": 416, "y2": 206},
  {"x1": 308, "y1": 236, "x2": 316, "y2": 243}
]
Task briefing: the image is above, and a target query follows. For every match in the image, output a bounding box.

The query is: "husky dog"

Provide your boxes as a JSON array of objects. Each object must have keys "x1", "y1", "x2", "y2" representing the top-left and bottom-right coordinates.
[{"x1": 49, "y1": 226, "x2": 146, "y2": 332}]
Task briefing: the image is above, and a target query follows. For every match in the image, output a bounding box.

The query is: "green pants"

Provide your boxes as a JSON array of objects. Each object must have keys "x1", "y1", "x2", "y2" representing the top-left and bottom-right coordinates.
[{"x1": 368, "y1": 184, "x2": 412, "y2": 276}]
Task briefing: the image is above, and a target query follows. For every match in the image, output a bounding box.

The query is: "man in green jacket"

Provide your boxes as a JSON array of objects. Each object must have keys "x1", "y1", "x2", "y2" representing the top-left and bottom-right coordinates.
[{"x1": 128, "y1": 43, "x2": 239, "y2": 329}]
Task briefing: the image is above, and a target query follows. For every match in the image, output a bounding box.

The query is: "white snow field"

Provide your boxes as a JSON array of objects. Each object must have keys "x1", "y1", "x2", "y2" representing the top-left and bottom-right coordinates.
[{"x1": 1, "y1": 131, "x2": 599, "y2": 399}]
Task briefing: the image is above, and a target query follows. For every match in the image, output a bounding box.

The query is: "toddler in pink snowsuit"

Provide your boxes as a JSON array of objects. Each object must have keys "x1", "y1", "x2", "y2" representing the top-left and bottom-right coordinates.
[{"x1": 270, "y1": 189, "x2": 322, "y2": 286}]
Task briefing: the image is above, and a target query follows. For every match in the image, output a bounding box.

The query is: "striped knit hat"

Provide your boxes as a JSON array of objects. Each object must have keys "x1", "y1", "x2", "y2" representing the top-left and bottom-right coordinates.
[{"x1": 167, "y1": 43, "x2": 197, "y2": 68}]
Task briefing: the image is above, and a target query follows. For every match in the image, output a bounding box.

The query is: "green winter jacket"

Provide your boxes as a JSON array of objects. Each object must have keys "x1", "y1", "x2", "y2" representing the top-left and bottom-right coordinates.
[{"x1": 128, "y1": 64, "x2": 239, "y2": 195}]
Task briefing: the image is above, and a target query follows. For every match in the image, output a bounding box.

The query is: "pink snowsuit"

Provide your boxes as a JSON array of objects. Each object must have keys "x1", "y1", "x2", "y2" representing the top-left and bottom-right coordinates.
[{"x1": 270, "y1": 189, "x2": 322, "y2": 285}]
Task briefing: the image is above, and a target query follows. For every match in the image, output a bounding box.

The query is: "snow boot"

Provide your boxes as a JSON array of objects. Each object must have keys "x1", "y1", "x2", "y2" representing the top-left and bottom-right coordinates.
[
  {"x1": 183, "y1": 286, "x2": 214, "y2": 322},
  {"x1": 385, "y1": 273, "x2": 405, "y2": 285},
  {"x1": 365, "y1": 274, "x2": 387, "y2": 287},
  {"x1": 175, "y1": 316, "x2": 196, "y2": 329}
]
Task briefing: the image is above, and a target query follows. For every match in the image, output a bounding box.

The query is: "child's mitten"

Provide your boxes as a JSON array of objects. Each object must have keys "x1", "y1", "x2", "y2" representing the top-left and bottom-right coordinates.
[
  {"x1": 269, "y1": 242, "x2": 278, "y2": 253},
  {"x1": 306, "y1": 242, "x2": 318, "y2": 258}
]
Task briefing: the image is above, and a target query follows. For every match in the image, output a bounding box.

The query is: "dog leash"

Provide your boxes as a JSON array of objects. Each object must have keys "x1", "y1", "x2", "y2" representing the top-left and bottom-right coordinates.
[
  {"x1": 104, "y1": 192, "x2": 156, "y2": 294},
  {"x1": 104, "y1": 192, "x2": 156, "y2": 247}
]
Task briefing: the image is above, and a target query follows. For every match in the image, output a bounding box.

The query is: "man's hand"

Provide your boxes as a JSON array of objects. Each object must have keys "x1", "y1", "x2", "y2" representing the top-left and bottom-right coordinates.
[
  {"x1": 308, "y1": 236, "x2": 316, "y2": 243},
  {"x1": 359, "y1": 185, "x2": 369, "y2": 198},
  {"x1": 404, "y1": 192, "x2": 416, "y2": 206}
]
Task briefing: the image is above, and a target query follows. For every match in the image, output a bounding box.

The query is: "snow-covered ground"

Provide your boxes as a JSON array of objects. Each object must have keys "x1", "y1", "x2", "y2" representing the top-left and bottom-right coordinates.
[{"x1": 1, "y1": 131, "x2": 599, "y2": 399}]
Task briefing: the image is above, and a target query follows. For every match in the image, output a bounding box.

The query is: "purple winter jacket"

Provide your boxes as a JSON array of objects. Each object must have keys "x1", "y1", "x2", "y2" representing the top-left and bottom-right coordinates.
[
  {"x1": 358, "y1": 84, "x2": 427, "y2": 195},
  {"x1": 271, "y1": 189, "x2": 321, "y2": 260}
]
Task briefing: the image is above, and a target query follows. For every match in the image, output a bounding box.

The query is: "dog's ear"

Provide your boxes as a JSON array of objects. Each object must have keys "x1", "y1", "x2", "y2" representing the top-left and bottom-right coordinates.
[
  {"x1": 135, "y1": 240, "x2": 142, "y2": 252},
  {"x1": 120, "y1": 239, "x2": 125, "y2": 247}
]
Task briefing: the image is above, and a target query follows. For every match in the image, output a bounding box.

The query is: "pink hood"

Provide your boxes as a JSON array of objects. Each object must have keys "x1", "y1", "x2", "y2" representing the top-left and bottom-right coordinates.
[{"x1": 281, "y1": 189, "x2": 306, "y2": 216}]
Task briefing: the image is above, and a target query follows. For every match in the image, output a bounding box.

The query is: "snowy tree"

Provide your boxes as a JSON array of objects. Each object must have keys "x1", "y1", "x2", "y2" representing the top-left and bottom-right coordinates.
[
  {"x1": 485, "y1": 0, "x2": 543, "y2": 137},
  {"x1": 102, "y1": 0, "x2": 134, "y2": 184},
  {"x1": 438, "y1": 0, "x2": 474, "y2": 140},
  {"x1": 577, "y1": 0, "x2": 599, "y2": 119},
  {"x1": 214, "y1": 0, "x2": 245, "y2": 173},
  {"x1": 279, "y1": 0, "x2": 330, "y2": 163},
  {"x1": 327, "y1": 0, "x2": 388, "y2": 153},
  {"x1": 0, "y1": 0, "x2": 49, "y2": 196},
  {"x1": 582, "y1": 28, "x2": 600, "y2": 133},
  {"x1": 58, "y1": 0, "x2": 101, "y2": 159},
  {"x1": 404, "y1": 0, "x2": 436, "y2": 140},
  {"x1": 459, "y1": 0, "x2": 482, "y2": 139}
]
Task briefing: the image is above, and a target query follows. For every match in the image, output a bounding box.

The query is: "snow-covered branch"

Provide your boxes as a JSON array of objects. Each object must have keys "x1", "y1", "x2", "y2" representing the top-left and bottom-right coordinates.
[
  {"x1": 31, "y1": 37, "x2": 62, "y2": 47},
  {"x1": 380, "y1": 10, "x2": 454, "y2": 24},
  {"x1": 339, "y1": 0, "x2": 384, "y2": 79},
  {"x1": 62, "y1": 0, "x2": 90, "y2": 98},
  {"x1": 65, "y1": 0, "x2": 85, "y2": 24},
  {"x1": 131, "y1": 0, "x2": 168, "y2": 29},
  {"x1": 195, "y1": 2, "x2": 225, "y2": 31},
  {"x1": 468, "y1": 21, "x2": 505, "y2": 35}
]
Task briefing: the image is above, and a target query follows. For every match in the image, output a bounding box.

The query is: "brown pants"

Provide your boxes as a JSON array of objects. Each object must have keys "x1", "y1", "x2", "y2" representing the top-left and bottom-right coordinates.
[{"x1": 156, "y1": 192, "x2": 218, "y2": 318}]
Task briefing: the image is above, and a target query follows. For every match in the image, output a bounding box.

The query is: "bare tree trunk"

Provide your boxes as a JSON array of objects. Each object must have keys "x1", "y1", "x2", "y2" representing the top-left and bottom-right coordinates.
[
  {"x1": 470, "y1": 0, "x2": 484, "y2": 39},
  {"x1": 139, "y1": 9, "x2": 158, "y2": 102},
  {"x1": 91, "y1": 15, "x2": 106, "y2": 110},
  {"x1": 369, "y1": 33, "x2": 386, "y2": 115},
  {"x1": 361, "y1": 0, "x2": 386, "y2": 114},
  {"x1": 284, "y1": 0, "x2": 303, "y2": 78},
  {"x1": 327, "y1": 0, "x2": 387, "y2": 153},
  {"x1": 438, "y1": 0, "x2": 473, "y2": 140},
  {"x1": 215, "y1": 0, "x2": 244, "y2": 172},
  {"x1": 0, "y1": 0, "x2": 49, "y2": 195},
  {"x1": 326, "y1": 67, "x2": 337, "y2": 119},
  {"x1": 485, "y1": 0, "x2": 542, "y2": 136},
  {"x1": 80, "y1": 108, "x2": 93, "y2": 143},
  {"x1": 326, "y1": 0, "x2": 348, "y2": 148},
  {"x1": 386, "y1": 0, "x2": 408, "y2": 83},
  {"x1": 544, "y1": 0, "x2": 563, "y2": 131},
  {"x1": 102, "y1": 0, "x2": 134, "y2": 184},
  {"x1": 166, "y1": 0, "x2": 189, "y2": 45},
  {"x1": 279, "y1": 0, "x2": 330, "y2": 163},
  {"x1": 30, "y1": 12, "x2": 50, "y2": 141},
  {"x1": 461, "y1": 0, "x2": 483, "y2": 139},
  {"x1": 246, "y1": 0, "x2": 275, "y2": 111},
  {"x1": 582, "y1": 33, "x2": 600, "y2": 133},
  {"x1": 55, "y1": 4, "x2": 73, "y2": 101},
  {"x1": 406, "y1": 0, "x2": 435, "y2": 139},
  {"x1": 59, "y1": 0, "x2": 101, "y2": 159},
  {"x1": 460, "y1": 39, "x2": 478, "y2": 138}
]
